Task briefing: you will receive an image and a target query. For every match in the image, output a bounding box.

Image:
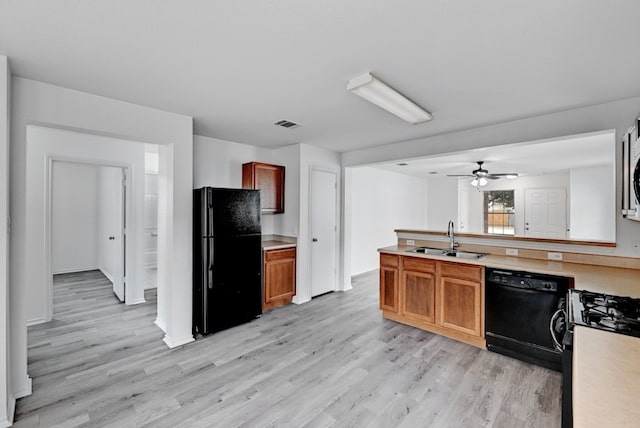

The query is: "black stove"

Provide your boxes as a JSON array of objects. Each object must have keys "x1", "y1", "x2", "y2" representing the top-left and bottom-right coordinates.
[{"x1": 568, "y1": 289, "x2": 640, "y2": 338}]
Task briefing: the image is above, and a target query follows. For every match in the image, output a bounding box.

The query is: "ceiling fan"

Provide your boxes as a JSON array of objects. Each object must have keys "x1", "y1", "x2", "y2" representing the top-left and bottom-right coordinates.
[{"x1": 447, "y1": 161, "x2": 518, "y2": 187}]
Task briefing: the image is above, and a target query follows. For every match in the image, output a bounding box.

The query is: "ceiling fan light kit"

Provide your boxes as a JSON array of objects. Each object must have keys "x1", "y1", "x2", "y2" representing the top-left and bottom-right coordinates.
[
  {"x1": 347, "y1": 72, "x2": 432, "y2": 124},
  {"x1": 447, "y1": 161, "x2": 519, "y2": 187}
]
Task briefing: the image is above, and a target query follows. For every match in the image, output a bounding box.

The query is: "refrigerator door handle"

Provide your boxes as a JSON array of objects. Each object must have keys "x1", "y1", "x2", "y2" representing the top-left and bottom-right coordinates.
[{"x1": 208, "y1": 239, "x2": 214, "y2": 289}]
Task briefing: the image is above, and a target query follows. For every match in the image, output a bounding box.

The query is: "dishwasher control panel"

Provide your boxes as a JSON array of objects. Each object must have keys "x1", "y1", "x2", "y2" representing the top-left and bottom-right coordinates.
[{"x1": 487, "y1": 269, "x2": 563, "y2": 291}]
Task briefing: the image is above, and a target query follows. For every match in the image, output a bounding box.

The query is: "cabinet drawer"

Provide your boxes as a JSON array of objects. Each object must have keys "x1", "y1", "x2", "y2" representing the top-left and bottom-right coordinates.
[
  {"x1": 380, "y1": 254, "x2": 399, "y2": 268},
  {"x1": 402, "y1": 256, "x2": 436, "y2": 274},
  {"x1": 439, "y1": 262, "x2": 482, "y2": 282},
  {"x1": 265, "y1": 248, "x2": 296, "y2": 261}
]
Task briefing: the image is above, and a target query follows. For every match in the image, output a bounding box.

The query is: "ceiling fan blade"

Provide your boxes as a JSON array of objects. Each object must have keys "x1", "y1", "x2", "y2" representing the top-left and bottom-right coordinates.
[
  {"x1": 446, "y1": 174, "x2": 474, "y2": 177},
  {"x1": 490, "y1": 173, "x2": 519, "y2": 177},
  {"x1": 485, "y1": 175, "x2": 500, "y2": 180}
]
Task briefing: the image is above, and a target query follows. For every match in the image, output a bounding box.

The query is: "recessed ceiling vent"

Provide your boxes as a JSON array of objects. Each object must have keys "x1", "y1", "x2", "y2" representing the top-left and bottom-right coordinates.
[{"x1": 274, "y1": 119, "x2": 301, "y2": 129}]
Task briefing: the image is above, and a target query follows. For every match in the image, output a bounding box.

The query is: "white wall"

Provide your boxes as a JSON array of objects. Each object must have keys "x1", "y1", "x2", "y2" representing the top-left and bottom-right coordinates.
[
  {"x1": 350, "y1": 167, "x2": 428, "y2": 275},
  {"x1": 98, "y1": 166, "x2": 124, "y2": 284},
  {"x1": 10, "y1": 77, "x2": 193, "y2": 403},
  {"x1": 193, "y1": 135, "x2": 276, "y2": 235},
  {"x1": 570, "y1": 165, "x2": 615, "y2": 241},
  {"x1": 26, "y1": 127, "x2": 146, "y2": 324},
  {"x1": 51, "y1": 162, "x2": 100, "y2": 274},
  {"x1": 342, "y1": 96, "x2": 640, "y2": 258},
  {"x1": 456, "y1": 172, "x2": 570, "y2": 236},
  {"x1": 296, "y1": 144, "x2": 342, "y2": 302},
  {"x1": 192, "y1": 137, "x2": 336, "y2": 304},
  {"x1": 0, "y1": 55, "x2": 12, "y2": 428},
  {"x1": 426, "y1": 177, "x2": 459, "y2": 231}
]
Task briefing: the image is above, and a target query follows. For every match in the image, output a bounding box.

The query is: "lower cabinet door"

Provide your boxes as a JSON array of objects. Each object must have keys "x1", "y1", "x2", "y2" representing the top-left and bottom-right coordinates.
[
  {"x1": 379, "y1": 266, "x2": 399, "y2": 312},
  {"x1": 264, "y1": 248, "x2": 296, "y2": 310},
  {"x1": 438, "y1": 276, "x2": 481, "y2": 337},
  {"x1": 401, "y1": 270, "x2": 436, "y2": 324}
]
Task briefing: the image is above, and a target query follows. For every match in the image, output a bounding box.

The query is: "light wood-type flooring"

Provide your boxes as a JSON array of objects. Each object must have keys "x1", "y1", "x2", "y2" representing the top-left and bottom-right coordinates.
[{"x1": 13, "y1": 269, "x2": 562, "y2": 427}]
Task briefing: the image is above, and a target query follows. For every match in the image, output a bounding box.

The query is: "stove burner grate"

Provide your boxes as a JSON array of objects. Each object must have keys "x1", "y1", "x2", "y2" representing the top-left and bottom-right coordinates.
[{"x1": 578, "y1": 291, "x2": 640, "y2": 335}]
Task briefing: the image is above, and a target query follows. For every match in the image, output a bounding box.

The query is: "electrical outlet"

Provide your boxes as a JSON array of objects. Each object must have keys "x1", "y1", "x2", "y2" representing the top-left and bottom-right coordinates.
[
  {"x1": 547, "y1": 252, "x2": 563, "y2": 261},
  {"x1": 505, "y1": 248, "x2": 518, "y2": 256},
  {"x1": 406, "y1": 239, "x2": 415, "y2": 245},
  {"x1": 632, "y1": 241, "x2": 640, "y2": 254}
]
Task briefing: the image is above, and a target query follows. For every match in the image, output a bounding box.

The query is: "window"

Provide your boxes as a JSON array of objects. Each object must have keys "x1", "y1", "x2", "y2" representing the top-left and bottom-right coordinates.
[{"x1": 484, "y1": 190, "x2": 515, "y2": 235}]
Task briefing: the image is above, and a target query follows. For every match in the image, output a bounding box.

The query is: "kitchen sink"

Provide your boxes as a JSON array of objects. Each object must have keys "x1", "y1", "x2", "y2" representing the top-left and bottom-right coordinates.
[
  {"x1": 443, "y1": 250, "x2": 487, "y2": 260},
  {"x1": 406, "y1": 247, "x2": 448, "y2": 255},
  {"x1": 406, "y1": 247, "x2": 486, "y2": 260}
]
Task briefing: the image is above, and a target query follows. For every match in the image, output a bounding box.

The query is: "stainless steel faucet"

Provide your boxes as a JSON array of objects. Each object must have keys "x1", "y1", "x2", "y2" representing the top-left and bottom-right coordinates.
[{"x1": 447, "y1": 220, "x2": 459, "y2": 251}]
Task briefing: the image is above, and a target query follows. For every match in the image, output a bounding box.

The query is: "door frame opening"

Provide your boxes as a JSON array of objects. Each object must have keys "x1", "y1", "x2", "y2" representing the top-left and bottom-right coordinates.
[{"x1": 45, "y1": 157, "x2": 132, "y2": 321}]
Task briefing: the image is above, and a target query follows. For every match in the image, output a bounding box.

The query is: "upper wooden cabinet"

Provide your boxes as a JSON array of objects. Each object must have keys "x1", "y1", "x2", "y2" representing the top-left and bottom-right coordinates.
[{"x1": 242, "y1": 162, "x2": 285, "y2": 214}]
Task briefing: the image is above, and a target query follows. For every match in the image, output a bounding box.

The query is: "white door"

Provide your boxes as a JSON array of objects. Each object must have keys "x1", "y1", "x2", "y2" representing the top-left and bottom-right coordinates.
[
  {"x1": 100, "y1": 166, "x2": 126, "y2": 301},
  {"x1": 310, "y1": 169, "x2": 337, "y2": 297},
  {"x1": 110, "y1": 168, "x2": 126, "y2": 301},
  {"x1": 524, "y1": 188, "x2": 567, "y2": 238}
]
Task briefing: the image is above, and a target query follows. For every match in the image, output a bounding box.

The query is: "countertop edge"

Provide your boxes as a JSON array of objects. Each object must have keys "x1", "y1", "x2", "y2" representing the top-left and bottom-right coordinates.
[
  {"x1": 262, "y1": 241, "x2": 297, "y2": 250},
  {"x1": 378, "y1": 245, "x2": 640, "y2": 297}
]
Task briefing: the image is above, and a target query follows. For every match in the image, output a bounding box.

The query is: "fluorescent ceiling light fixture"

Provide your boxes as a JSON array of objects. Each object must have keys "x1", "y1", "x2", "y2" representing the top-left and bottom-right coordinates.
[{"x1": 347, "y1": 72, "x2": 432, "y2": 124}]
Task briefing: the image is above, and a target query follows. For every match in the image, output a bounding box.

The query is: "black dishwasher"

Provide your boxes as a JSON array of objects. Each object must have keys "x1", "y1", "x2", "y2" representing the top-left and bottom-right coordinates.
[{"x1": 485, "y1": 268, "x2": 571, "y2": 371}]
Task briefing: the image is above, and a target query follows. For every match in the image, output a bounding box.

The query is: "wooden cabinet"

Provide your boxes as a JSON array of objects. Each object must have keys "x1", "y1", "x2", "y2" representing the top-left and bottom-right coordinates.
[
  {"x1": 438, "y1": 263, "x2": 482, "y2": 337},
  {"x1": 263, "y1": 247, "x2": 296, "y2": 311},
  {"x1": 379, "y1": 254, "x2": 485, "y2": 348},
  {"x1": 242, "y1": 162, "x2": 285, "y2": 213},
  {"x1": 399, "y1": 257, "x2": 436, "y2": 324},
  {"x1": 379, "y1": 254, "x2": 399, "y2": 312},
  {"x1": 402, "y1": 270, "x2": 436, "y2": 324}
]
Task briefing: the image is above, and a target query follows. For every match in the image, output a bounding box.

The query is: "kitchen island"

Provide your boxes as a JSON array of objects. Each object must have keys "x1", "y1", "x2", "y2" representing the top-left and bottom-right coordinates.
[{"x1": 379, "y1": 244, "x2": 640, "y2": 428}]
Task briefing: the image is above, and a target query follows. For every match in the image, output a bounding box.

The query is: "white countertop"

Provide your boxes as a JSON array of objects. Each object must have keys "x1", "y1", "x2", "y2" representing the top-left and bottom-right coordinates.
[{"x1": 379, "y1": 245, "x2": 640, "y2": 297}]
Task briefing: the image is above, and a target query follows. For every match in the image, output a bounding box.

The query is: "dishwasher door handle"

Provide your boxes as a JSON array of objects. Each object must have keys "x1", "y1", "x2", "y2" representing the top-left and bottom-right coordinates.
[{"x1": 550, "y1": 309, "x2": 565, "y2": 351}]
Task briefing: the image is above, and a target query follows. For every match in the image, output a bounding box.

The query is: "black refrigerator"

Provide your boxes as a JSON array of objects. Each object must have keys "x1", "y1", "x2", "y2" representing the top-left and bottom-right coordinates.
[{"x1": 193, "y1": 187, "x2": 262, "y2": 335}]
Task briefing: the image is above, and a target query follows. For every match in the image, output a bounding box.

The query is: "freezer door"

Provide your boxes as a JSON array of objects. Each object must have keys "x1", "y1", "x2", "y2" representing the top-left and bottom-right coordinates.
[{"x1": 209, "y1": 188, "x2": 261, "y2": 236}]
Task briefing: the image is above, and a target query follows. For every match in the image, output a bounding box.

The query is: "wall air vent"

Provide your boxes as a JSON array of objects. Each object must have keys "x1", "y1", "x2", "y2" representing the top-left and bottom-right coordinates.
[{"x1": 274, "y1": 119, "x2": 301, "y2": 129}]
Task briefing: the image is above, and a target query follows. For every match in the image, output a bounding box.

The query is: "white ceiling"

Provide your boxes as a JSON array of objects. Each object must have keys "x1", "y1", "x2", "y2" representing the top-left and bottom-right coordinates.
[
  {"x1": 1, "y1": 1, "x2": 640, "y2": 153},
  {"x1": 371, "y1": 131, "x2": 615, "y2": 178}
]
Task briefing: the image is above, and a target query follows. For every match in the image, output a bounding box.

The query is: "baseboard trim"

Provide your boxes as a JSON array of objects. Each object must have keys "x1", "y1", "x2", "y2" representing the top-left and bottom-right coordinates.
[
  {"x1": 99, "y1": 267, "x2": 115, "y2": 284},
  {"x1": 126, "y1": 297, "x2": 146, "y2": 305},
  {"x1": 292, "y1": 296, "x2": 311, "y2": 305},
  {"x1": 154, "y1": 318, "x2": 167, "y2": 332},
  {"x1": 0, "y1": 395, "x2": 15, "y2": 428},
  {"x1": 163, "y1": 334, "x2": 194, "y2": 349},
  {"x1": 27, "y1": 317, "x2": 45, "y2": 327},
  {"x1": 13, "y1": 376, "x2": 32, "y2": 399},
  {"x1": 53, "y1": 266, "x2": 100, "y2": 275},
  {"x1": 340, "y1": 284, "x2": 353, "y2": 292}
]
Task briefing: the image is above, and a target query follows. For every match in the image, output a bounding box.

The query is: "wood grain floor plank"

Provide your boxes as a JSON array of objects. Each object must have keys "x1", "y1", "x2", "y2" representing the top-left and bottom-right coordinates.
[{"x1": 13, "y1": 269, "x2": 562, "y2": 427}]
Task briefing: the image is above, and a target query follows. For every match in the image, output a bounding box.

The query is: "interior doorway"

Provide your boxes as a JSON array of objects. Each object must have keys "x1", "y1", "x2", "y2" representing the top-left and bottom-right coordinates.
[
  {"x1": 310, "y1": 168, "x2": 338, "y2": 297},
  {"x1": 144, "y1": 144, "x2": 159, "y2": 290},
  {"x1": 50, "y1": 161, "x2": 127, "y2": 311}
]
